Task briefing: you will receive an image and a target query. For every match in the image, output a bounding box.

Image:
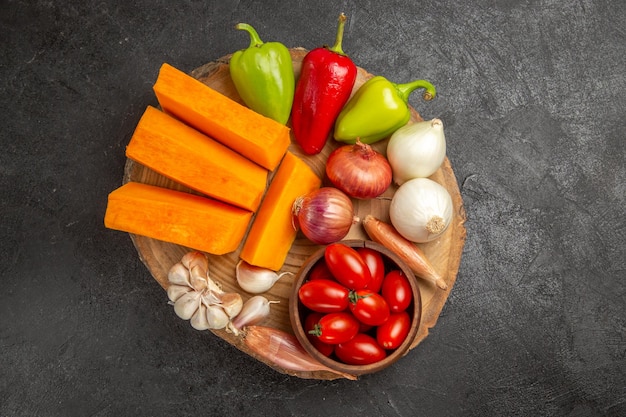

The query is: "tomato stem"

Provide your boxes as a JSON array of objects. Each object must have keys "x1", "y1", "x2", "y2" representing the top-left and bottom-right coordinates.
[
  {"x1": 348, "y1": 290, "x2": 371, "y2": 305},
  {"x1": 308, "y1": 324, "x2": 323, "y2": 337}
]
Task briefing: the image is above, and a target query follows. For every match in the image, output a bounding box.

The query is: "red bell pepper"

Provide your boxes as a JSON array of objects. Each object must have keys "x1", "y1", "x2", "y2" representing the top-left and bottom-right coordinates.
[{"x1": 291, "y1": 13, "x2": 357, "y2": 155}]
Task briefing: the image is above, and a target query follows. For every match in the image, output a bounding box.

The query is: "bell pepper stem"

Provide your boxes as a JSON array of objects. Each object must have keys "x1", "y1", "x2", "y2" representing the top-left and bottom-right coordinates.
[
  {"x1": 394, "y1": 79, "x2": 437, "y2": 103},
  {"x1": 235, "y1": 23, "x2": 264, "y2": 48},
  {"x1": 328, "y1": 13, "x2": 348, "y2": 56}
]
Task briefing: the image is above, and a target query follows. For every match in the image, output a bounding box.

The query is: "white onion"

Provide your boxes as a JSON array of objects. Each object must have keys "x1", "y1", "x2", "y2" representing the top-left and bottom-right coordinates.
[
  {"x1": 386, "y1": 118, "x2": 446, "y2": 185},
  {"x1": 389, "y1": 178, "x2": 453, "y2": 243}
]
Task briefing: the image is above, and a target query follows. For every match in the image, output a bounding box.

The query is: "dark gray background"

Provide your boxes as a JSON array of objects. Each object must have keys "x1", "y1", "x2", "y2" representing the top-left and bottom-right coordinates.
[{"x1": 2, "y1": 0, "x2": 624, "y2": 416}]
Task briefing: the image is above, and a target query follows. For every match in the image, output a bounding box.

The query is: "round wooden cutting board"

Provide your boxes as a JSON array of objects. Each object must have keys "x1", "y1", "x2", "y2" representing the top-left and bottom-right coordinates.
[{"x1": 122, "y1": 48, "x2": 467, "y2": 380}]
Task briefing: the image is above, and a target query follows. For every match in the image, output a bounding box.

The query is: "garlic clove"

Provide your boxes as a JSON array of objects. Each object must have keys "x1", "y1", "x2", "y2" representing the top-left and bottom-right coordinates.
[
  {"x1": 174, "y1": 291, "x2": 201, "y2": 320},
  {"x1": 219, "y1": 292, "x2": 244, "y2": 318},
  {"x1": 228, "y1": 295, "x2": 279, "y2": 336},
  {"x1": 168, "y1": 262, "x2": 191, "y2": 287},
  {"x1": 189, "y1": 265, "x2": 208, "y2": 292},
  {"x1": 206, "y1": 305, "x2": 230, "y2": 329},
  {"x1": 206, "y1": 274, "x2": 224, "y2": 295},
  {"x1": 201, "y1": 290, "x2": 223, "y2": 306},
  {"x1": 236, "y1": 260, "x2": 293, "y2": 294},
  {"x1": 181, "y1": 251, "x2": 209, "y2": 273},
  {"x1": 190, "y1": 303, "x2": 210, "y2": 330},
  {"x1": 167, "y1": 284, "x2": 192, "y2": 302}
]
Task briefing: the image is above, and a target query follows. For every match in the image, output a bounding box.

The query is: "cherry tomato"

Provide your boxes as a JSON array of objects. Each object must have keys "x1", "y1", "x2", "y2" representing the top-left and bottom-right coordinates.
[
  {"x1": 357, "y1": 247, "x2": 385, "y2": 293},
  {"x1": 335, "y1": 333, "x2": 387, "y2": 365},
  {"x1": 376, "y1": 311, "x2": 411, "y2": 350},
  {"x1": 381, "y1": 270, "x2": 413, "y2": 313},
  {"x1": 358, "y1": 321, "x2": 373, "y2": 334},
  {"x1": 309, "y1": 312, "x2": 359, "y2": 344},
  {"x1": 304, "y1": 312, "x2": 334, "y2": 356},
  {"x1": 348, "y1": 289, "x2": 390, "y2": 326},
  {"x1": 308, "y1": 260, "x2": 334, "y2": 281},
  {"x1": 298, "y1": 279, "x2": 349, "y2": 313},
  {"x1": 325, "y1": 243, "x2": 372, "y2": 290}
]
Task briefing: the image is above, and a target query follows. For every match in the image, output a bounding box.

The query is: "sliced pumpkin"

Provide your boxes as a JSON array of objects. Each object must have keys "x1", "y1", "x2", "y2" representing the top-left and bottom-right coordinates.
[
  {"x1": 126, "y1": 106, "x2": 267, "y2": 212},
  {"x1": 153, "y1": 63, "x2": 290, "y2": 171},
  {"x1": 104, "y1": 182, "x2": 252, "y2": 255},
  {"x1": 240, "y1": 152, "x2": 322, "y2": 270}
]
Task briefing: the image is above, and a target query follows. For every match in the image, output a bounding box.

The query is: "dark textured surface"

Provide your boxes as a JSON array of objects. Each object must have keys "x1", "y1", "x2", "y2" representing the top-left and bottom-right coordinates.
[{"x1": 2, "y1": 0, "x2": 625, "y2": 415}]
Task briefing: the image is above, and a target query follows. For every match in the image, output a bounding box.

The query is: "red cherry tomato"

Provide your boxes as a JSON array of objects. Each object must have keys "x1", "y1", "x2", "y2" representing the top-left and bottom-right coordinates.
[
  {"x1": 358, "y1": 321, "x2": 373, "y2": 334},
  {"x1": 376, "y1": 311, "x2": 411, "y2": 350},
  {"x1": 357, "y1": 247, "x2": 385, "y2": 293},
  {"x1": 308, "y1": 260, "x2": 334, "y2": 281},
  {"x1": 335, "y1": 333, "x2": 387, "y2": 365},
  {"x1": 325, "y1": 243, "x2": 372, "y2": 290},
  {"x1": 298, "y1": 279, "x2": 349, "y2": 313},
  {"x1": 381, "y1": 270, "x2": 413, "y2": 313},
  {"x1": 309, "y1": 312, "x2": 359, "y2": 344},
  {"x1": 304, "y1": 312, "x2": 334, "y2": 356},
  {"x1": 348, "y1": 289, "x2": 390, "y2": 326}
]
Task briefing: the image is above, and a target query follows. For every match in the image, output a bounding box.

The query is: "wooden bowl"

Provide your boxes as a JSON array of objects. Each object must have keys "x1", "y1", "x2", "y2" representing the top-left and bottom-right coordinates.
[{"x1": 289, "y1": 240, "x2": 422, "y2": 376}]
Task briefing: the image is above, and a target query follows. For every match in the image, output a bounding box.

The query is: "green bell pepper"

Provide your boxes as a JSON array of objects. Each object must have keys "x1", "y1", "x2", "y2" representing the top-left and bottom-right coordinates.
[
  {"x1": 333, "y1": 76, "x2": 436, "y2": 144},
  {"x1": 230, "y1": 23, "x2": 295, "y2": 125}
]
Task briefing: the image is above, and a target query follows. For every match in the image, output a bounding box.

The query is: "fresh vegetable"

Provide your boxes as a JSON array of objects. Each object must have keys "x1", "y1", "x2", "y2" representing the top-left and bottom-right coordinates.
[
  {"x1": 292, "y1": 187, "x2": 358, "y2": 245},
  {"x1": 104, "y1": 182, "x2": 252, "y2": 255},
  {"x1": 126, "y1": 106, "x2": 267, "y2": 212},
  {"x1": 228, "y1": 295, "x2": 279, "y2": 335},
  {"x1": 381, "y1": 270, "x2": 413, "y2": 313},
  {"x1": 297, "y1": 247, "x2": 416, "y2": 365},
  {"x1": 358, "y1": 322, "x2": 373, "y2": 334},
  {"x1": 324, "y1": 243, "x2": 372, "y2": 290},
  {"x1": 356, "y1": 248, "x2": 386, "y2": 293},
  {"x1": 348, "y1": 289, "x2": 390, "y2": 326},
  {"x1": 153, "y1": 63, "x2": 290, "y2": 170},
  {"x1": 390, "y1": 177, "x2": 453, "y2": 243},
  {"x1": 376, "y1": 312, "x2": 411, "y2": 350},
  {"x1": 325, "y1": 139, "x2": 392, "y2": 199},
  {"x1": 230, "y1": 23, "x2": 295, "y2": 124},
  {"x1": 243, "y1": 326, "x2": 357, "y2": 380},
  {"x1": 166, "y1": 251, "x2": 243, "y2": 330},
  {"x1": 236, "y1": 260, "x2": 293, "y2": 294},
  {"x1": 335, "y1": 333, "x2": 387, "y2": 365},
  {"x1": 386, "y1": 118, "x2": 446, "y2": 184},
  {"x1": 240, "y1": 152, "x2": 321, "y2": 270},
  {"x1": 304, "y1": 313, "x2": 335, "y2": 357},
  {"x1": 307, "y1": 261, "x2": 334, "y2": 281},
  {"x1": 298, "y1": 279, "x2": 350, "y2": 313},
  {"x1": 362, "y1": 215, "x2": 447, "y2": 290},
  {"x1": 291, "y1": 13, "x2": 357, "y2": 155},
  {"x1": 308, "y1": 312, "x2": 360, "y2": 344},
  {"x1": 334, "y1": 76, "x2": 436, "y2": 145}
]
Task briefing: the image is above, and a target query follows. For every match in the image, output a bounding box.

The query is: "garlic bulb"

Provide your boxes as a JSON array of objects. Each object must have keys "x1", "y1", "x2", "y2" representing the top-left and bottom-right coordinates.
[
  {"x1": 166, "y1": 251, "x2": 243, "y2": 330},
  {"x1": 236, "y1": 260, "x2": 293, "y2": 294},
  {"x1": 389, "y1": 178, "x2": 453, "y2": 243},
  {"x1": 386, "y1": 118, "x2": 446, "y2": 185}
]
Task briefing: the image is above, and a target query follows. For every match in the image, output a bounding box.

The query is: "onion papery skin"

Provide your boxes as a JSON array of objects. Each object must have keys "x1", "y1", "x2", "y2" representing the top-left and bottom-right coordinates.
[
  {"x1": 292, "y1": 188, "x2": 357, "y2": 245},
  {"x1": 386, "y1": 118, "x2": 446, "y2": 185},
  {"x1": 389, "y1": 178, "x2": 453, "y2": 243},
  {"x1": 325, "y1": 140, "x2": 392, "y2": 199}
]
